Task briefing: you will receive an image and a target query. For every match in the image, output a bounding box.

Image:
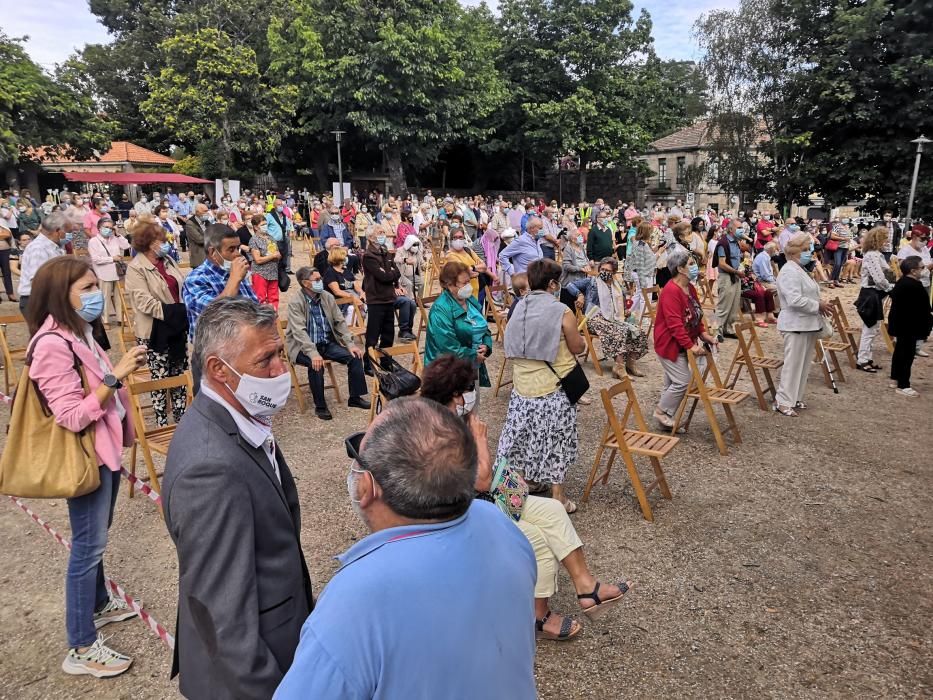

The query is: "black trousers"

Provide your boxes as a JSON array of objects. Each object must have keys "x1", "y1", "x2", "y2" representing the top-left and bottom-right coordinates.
[
  {"x1": 0, "y1": 249, "x2": 13, "y2": 296},
  {"x1": 891, "y1": 336, "x2": 916, "y2": 389},
  {"x1": 295, "y1": 343, "x2": 367, "y2": 408},
  {"x1": 366, "y1": 302, "x2": 396, "y2": 351}
]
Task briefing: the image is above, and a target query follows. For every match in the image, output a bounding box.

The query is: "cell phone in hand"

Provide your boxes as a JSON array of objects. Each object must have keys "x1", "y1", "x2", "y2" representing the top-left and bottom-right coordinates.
[{"x1": 241, "y1": 249, "x2": 254, "y2": 264}]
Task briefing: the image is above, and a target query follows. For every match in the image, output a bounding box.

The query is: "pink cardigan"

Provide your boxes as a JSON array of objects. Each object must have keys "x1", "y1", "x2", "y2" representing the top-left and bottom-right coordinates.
[{"x1": 28, "y1": 317, "x2": 135, "y2": 472}]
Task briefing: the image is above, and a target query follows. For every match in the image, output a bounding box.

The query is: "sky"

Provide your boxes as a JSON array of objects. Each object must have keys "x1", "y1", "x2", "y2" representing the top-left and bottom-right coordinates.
[{"x1": 0, "y1": 0, "x2": 736, "y2": 69}]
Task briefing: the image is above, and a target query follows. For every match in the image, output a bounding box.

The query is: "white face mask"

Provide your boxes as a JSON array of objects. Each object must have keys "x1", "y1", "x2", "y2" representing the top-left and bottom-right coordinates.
[
  {"x1": 220, "y1": 358, "x2": 291, "y2": 417},
  {"x1": 457, "y1": 389, "x2": 477, "y2": 416},
  {"x1": 451, "y1": 239, "x2": 465, "y2": 250}
]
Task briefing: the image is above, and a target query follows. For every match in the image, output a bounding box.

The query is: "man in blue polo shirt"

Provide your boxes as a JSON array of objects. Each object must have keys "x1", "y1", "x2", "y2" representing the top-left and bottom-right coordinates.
[{"x1": 275, "y1": 398, "x2": 537, "y2": 700}]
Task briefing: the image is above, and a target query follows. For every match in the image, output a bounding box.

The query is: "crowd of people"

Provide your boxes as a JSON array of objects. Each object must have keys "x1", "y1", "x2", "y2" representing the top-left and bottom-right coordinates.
[{"x1": 2, "y1": 182, "x2": 931, "y2": 696}]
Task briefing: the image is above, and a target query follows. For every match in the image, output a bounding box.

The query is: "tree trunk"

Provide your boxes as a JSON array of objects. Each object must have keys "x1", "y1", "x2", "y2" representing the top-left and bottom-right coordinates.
[
  {"x1": 311, "y1": 145, "x2": 330, "y2": 193},
  {"x1": 220, "y1": 116, "x2": 231, "y2": 179},
  {"x1": 578, "y1": 156, "x2": 589, "y2": 202},
  {"x1": 386, "y1": 149, "x2": 408, "y2": 197}
]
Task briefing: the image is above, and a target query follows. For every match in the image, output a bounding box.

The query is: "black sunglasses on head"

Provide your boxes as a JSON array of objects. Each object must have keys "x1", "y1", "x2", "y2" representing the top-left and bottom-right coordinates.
[{"x1": 345, "y1": 431, "x2": 366, "y2": 463}]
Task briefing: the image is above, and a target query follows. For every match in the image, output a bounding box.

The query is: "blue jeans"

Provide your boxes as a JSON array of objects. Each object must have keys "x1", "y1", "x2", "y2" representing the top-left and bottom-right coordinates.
[
  {"x1": 393, "y1": 295, "x2": 416, "y2": 334},
  {"x1": 66, "y1": 466, "x2": 120, "y2": 648},
  {"x1": 831, "y1": 247, "x2": 846, "y2": 281}
]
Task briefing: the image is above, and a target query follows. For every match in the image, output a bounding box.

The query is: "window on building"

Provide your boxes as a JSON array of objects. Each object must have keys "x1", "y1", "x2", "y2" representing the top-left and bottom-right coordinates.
[
  {"x1": 707, "y1": 158, "x2": 719, "y2": 183},
  {"x1": 657, "y1": 158, "x2": 667, "y2": 185},
  {"x1": 676, "y1": 156, "x2": 686, "y2": 184}
]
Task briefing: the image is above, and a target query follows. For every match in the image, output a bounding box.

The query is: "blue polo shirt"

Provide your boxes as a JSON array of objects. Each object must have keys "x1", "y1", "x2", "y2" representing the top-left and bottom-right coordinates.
[{"x1": 274, "y1": 500, "x2": 537, "y2": 700}]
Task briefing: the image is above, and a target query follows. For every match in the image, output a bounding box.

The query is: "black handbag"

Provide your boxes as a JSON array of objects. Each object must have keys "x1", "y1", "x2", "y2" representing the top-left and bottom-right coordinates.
[
  {"x1": 277, "y1": 263, "x2": 291, "y2": 293},
  {"x1": 371, "y1": 349, "x2": 421, "y2": 402},
  {"x1": 545, "y1": 360, "x2": 589, "y2": 405}
]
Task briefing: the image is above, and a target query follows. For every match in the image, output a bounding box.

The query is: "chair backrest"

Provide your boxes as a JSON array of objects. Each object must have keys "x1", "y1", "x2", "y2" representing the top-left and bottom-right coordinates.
[
  {"x1": 416, "y1": 293, "x2": 440, "y2": 325},
  {"x1": 733, "y1": 320, "x2": 764, "y2": 359},
  {"x1": 830, "y1": 297, "x2": 851, "y2": 327},
  {"x1": 488, "y1": 284, "x2": 512, "y2": 308},
  {"x1": 600, "y1": 377, "x2": 650, "y2": 434},
  {"x1": 368, "y1": 342, "x2": 423, "y2": 376},
  {"x1": 127, "y1": 372, "x2": 194, "y2": 429},
  {"x1": 0, "y1": 314, "x2": 27, "y2": 389},
  {"x1": 641, "y1": 285, "x2": 660, "y2": 315}
]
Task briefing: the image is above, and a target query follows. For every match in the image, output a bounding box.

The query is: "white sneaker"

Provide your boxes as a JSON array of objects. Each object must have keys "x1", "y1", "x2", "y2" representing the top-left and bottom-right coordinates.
[
  {"x1": 896, "y1": 387, "x2": 920, "y2": 398},
  {"x1": 916, "y1": 350, "x2": 930, "y2": 358},
  {"x1": 94, "y1": 596, "x2": 139, "y2": 629},
  {"x1": 62, "y1": 634, "x2": 132, "y2": 678}
]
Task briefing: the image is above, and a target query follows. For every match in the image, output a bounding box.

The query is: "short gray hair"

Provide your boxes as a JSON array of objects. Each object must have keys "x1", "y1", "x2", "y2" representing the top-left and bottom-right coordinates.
[
  {"x1": 41, "y1": 210, "x2": 67, "y2": 234},
  {"x1": 204, "y1": 223, "x2": 239, "y2": 254},
  {"x1": 193, "y1": 297, "x2": 278, "y2": 369},
  {"x1": 360, "y1": 397, "x2": 477, "y2": 520},
  {"x1": 295, "y1": 266, "x2": 315, "y2": 283},
  {"x1": 667, "y1": 247, "x2": 692, "y2": 275}
]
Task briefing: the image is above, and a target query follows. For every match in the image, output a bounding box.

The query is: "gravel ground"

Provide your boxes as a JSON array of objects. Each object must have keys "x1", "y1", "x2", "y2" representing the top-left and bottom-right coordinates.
[{"x1": 0, "y1": 279, "x2": 930, "y2": 699}]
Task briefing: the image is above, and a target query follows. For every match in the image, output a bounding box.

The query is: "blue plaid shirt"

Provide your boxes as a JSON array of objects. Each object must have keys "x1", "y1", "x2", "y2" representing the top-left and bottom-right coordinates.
[
  {"x1": 182, "y1": 260, "x2": 259, "y2": 340},
  {"x1": 305, "y1": 293, "x2": 331, "y2": 344}
]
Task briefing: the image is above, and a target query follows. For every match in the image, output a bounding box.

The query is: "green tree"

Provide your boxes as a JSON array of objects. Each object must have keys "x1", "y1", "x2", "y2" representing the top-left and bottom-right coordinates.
[
  {"x1": 0, "y1": 32, "x2": 112, "y2": 178},
  {"x1": 140, "y1": 28, "x2": 296, "y2": 178},
  {"x1": 501, "y1": 0, "x2": 688, "y2": 201},
  {"x1": 776, "y1": 0, "x2": 933, "y2": 216}
]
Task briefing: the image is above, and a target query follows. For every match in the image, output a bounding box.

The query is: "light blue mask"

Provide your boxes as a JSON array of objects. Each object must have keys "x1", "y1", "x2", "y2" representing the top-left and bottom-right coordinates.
[
  {"x1": 157, "y1": 242, "x2": 172, "y2": 257},
  {"x1": 76, "y1": 291, "x2": 105, "y2": 322},
  {"x1": 799, "y1": 250, "x2": 813, "y2": 265},
  {"x1": 376, "y1": 235, "x2": 386, "y2": 246},
  {"x1": 687, "y1": 263, "x2": 699, "y2": 281},
  {"x1": 100, "y1": 227, "x2": 113, "y2": 238},
  {"x1": 311, "y1": 281, "x2": 324, "y2": 294}
]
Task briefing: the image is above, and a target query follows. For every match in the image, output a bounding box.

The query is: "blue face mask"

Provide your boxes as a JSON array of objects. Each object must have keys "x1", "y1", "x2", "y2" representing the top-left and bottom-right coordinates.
[
  {"x1": 75, "y1": 290, "x2": 105, "y2": 322},
  {"x1": 276, "y1": 206, "x2": 284, "y2": 213},
  {"x1": 687, "y1": 263, "x2": 699, "y2": 281},
  {"x1": 100, "y1": 227, "x2": 113, "y2": 238},
  {"x1": 799, "y1": 250, "x2": 813, "y2": 265},
  {"x1": 376, "y1": 235, "x2": 386, "y2": 246},
  {"x1": 310, "y1": 280, "x2": 324, "y2": 294},
  {"x1": 157, "y1": 242, "x2": 172, "y2": 257},
  {"x1": 59, "y1": 232, "x2": 74, "y2": 247}
]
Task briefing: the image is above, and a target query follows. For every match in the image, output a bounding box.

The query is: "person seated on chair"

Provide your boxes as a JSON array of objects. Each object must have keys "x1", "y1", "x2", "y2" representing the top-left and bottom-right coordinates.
[
  {"x1": 424, "y1": 261, "x2": 493, "y2": 397},
  {"x1": 322, "y1": 246, "x2": 363, "y2": 324},
  {"x1": 286, "y1": 266, "x2": 371, "y2": 421},
  {"x1": 507, "y1": 272, "x2": 528, "y2": 321},
  {"x1": 420, "y1": 354, "x2": 633, "y2": 643},
  {"x1": 652, "y1": 248, "x2": 720, "y2": 429},
  {"x1": 565, "y1": 257, "x2": 648, "y2": 379},
  {"x1": 743, "y1": 243, "x2": 778, "y2": 328}
]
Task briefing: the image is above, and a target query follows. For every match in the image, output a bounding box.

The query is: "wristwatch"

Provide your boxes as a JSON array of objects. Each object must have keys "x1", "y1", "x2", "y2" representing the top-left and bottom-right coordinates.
[{"x1": 103, "y1": 373, "x2": 123, "y2": 390}]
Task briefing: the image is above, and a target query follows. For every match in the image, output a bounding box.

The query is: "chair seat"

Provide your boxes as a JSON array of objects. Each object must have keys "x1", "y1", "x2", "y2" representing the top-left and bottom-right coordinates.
[
  {"x1": 603, "y1": 429, "x2": 680, "y2": 458},
  {"x1": 822, "y1": 341, "x2": 850, "y2": 352},
  {"x1": 145, "y1": 426, "x2": 177, "y2": 455},
  {"x1": 688, "y1": 387, "x2": 749, "y2": 404},
  {"x1": 749, "y1": 355, "x2": 783, "y2": 369}
]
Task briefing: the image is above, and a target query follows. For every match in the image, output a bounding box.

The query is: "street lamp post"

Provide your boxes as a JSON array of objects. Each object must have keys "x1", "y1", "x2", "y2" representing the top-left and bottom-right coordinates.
[
  {"x1": 331, "y1": 130, "x2": 346, "y2": 205},
  {"x1": 904, "y1": 135, "x2": 930, "y2": 234}
]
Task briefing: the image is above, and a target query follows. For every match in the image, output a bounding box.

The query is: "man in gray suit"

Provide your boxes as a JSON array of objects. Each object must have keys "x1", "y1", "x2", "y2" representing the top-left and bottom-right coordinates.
[{"x1": 163, "y1": 297, "x2": 313, "y2": 699}]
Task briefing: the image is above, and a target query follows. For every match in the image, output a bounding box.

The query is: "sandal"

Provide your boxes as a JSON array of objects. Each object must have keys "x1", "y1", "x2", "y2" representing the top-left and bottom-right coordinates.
[
  {"x1": 576, "y1": 395, "x2": 592, "y2": 406},
  {"x1": 561, "y1": 499, "x2": 577, "y2": 514},
  {"x1": 577, "y1": 580, "x2": 633, "y2": 619},
  {"x1": 856, "y1": 362, "x2": 877, "y2": 373},
  {"x1": 535, "y1": 611, "x2": 581, "y2": 641},
  {"x1": 868, "y1": 360, "x2": 884, "y2": 371},
  {"x1": 755, "y1": 321, "x2": 768, "y2": 328},
  {"x1": 794, "y1": 401, "x2": 808, "y2": 410},
  {"x1": 772, "y1": 403, "x2": 798, "y2": 417}
]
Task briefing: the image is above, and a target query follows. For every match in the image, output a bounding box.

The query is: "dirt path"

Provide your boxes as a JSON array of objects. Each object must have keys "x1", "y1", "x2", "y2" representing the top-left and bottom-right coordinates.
[{"x1": 0, "y1": 285, "x2": 930, "y2": 699}]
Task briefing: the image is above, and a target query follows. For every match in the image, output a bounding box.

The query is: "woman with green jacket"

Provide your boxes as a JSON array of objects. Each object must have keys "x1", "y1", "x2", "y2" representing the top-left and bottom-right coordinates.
[{"x1": 425, "y1": 260, "x2": 493, "y2": 388}]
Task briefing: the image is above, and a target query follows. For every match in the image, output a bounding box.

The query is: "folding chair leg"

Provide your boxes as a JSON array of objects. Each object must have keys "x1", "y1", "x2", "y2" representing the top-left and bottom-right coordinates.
[
  {"x1": 650, "y1": 457, "x2": 672, "y2": 499},
  {"x1": 128, "y1": 442, "x2": 137, "y2": 499},
  {"x1": 722, "y1": 404, "x2": 742, "y2": 444},
  {"x1": 289, "y1": 363, "x2": 307, "y2": 413},
  {"x1": 762, "y1": 369, "x2": 777, "y2": 402},
  {"x1": 141, "y1": 447, "x2": 162, "y2": 495},
  {"x1": 746, "y1": 364, "x2": 769, "y2": 411},
  {"x1": 583, "y1": 444, "x2": 609, "y2": 503},
  {"x1": 601, "y1": 450, "x2": 617, "y2": 485},
  {"x1": 702, "y1": 398, "x2": 729, "y2": 456},
  {"x1": 621, "y1": 452, "x2": 654, "y2": 522}
]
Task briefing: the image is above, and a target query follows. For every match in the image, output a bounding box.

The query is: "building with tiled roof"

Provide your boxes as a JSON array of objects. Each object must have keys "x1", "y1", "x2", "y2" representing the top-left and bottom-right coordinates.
[
  {"x1": 638, "y1": 119, "x2": 773, "y2": 213},
  {"x1": 37, "y1": 141, "x2": 176, "y2": 172}
]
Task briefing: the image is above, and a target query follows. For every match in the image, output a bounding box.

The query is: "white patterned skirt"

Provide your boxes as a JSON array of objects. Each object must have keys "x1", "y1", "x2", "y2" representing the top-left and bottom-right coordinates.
[{"x1": 496, "y1": 388, "x2": 578, "y2": 485}]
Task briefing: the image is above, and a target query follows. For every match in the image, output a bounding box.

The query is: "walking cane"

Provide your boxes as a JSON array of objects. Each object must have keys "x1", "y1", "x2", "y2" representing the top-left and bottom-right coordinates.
[{"x1": 817, "y1": 339, "x2": 840, "y2": 394}]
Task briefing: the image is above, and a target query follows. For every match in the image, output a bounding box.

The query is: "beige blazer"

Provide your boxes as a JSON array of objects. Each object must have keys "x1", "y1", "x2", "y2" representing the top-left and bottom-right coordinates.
[{"x1": 124, "y1": 253, "x2": 187, "y2": 339}]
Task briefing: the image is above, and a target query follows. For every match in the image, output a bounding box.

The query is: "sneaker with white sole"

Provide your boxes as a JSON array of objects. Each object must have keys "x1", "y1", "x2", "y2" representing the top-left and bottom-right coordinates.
[
  {"x1": 62, "y1": 634, "x2": 132, "y2": 678},
  {"x1": 916, "y1": 350, "x2": 930, "y2": 358},
  {"x1": 94, "y1": 596, "x2": 139, "y2": 630},
  {"x1": 896, "y1": 387, "x2": 920, "y2": 398}
]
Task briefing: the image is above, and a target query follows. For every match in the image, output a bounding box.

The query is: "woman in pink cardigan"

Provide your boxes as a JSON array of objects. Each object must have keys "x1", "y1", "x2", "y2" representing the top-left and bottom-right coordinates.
[{"x1": 26, "y1": 256, "x2": 147, "y2": 679}]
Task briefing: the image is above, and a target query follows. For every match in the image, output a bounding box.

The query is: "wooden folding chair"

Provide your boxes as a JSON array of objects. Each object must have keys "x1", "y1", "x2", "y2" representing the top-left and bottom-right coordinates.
[
  {"x1": 725, "y1": 321, "x2": 783, "y2": 410},
  {"x1": 493, "y1": 355, "x2": 513, "y2": 398},
  {"x1": 879, "y1": 297, "x2": 895, "y2": 353},
  {"x1": 415, "y1": 293, "x2": 440, "y2": 344},
  {"x1": 699, "y1": 276, "x2": 716, "y2": 309},
  {"x1": 830, "y1": 297, "x2": 860, "y2": 364},
  {"x1": 0, "y1": 314, "x2": 27, "y2": 395},
  {"x1": 576, "y1": 308, "x2": 604, "y2": 376},
  {"x1": 126, "y1": 372, "x2": 194, "y2": 506},
  {"x1": 367, "y1": 342, "x2": 423, "y2": 423},
  {"x1": 277, "y1": 319, "x2": 340, "y2": 413},
  {"x1": 639, "y1": 285, "x2": 660, "y2": 336},
  {"x1": 583, "y1": 379, "x2": 680, "y2": 521},
  {"x1": 670, "y1": 350, "x2": 749, "y2": 456},
  {"x1": 485, "y1": 285, "x2": 512, "y2": 344},
  {"x1": 346, "y1": 296, "x2": 367, "y2": 346}
]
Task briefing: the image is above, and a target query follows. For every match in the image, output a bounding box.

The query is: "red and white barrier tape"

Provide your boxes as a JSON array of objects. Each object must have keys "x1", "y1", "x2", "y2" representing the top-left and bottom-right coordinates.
[
  {"x1": 5, "y1": 495, "x2": 175, "y2": 650},
  {"x1": 120, "y1": 467, "x2": 163, "y2": 508}
]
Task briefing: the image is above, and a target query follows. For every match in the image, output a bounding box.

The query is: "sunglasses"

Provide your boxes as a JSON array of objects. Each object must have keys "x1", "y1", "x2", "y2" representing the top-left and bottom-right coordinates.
[{"x1": 345, "y1": 431, "x2": 367, "y2": 468}]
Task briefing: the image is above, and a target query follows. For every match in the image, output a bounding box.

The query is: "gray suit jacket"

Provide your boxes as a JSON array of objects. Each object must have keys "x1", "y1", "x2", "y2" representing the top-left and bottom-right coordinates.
[{"x1": 163, "y1": 393, "x2": 313, "y2": 699}]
